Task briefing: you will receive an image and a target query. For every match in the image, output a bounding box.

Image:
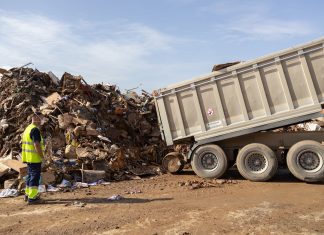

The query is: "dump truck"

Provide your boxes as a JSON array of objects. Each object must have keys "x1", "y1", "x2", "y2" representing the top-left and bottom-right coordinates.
[{"x1": 155, "y1": 37, "x2": 324, "y2": 182}]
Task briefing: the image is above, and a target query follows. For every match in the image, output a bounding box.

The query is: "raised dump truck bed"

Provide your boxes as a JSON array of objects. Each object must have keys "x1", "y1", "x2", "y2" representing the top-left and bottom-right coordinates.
[{"x1": 155, "y1": 38, "x2": 324, "y2": 182}]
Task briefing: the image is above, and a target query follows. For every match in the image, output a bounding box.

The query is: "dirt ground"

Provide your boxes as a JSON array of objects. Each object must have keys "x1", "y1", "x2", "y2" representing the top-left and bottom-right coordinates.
[{"x1": 0, "y1": 168, "x2": 323, "y2": 235}]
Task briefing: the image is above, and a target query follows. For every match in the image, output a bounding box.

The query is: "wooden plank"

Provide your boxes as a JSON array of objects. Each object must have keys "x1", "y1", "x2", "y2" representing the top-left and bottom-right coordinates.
[
  {"x1": 2, "y1": 160, "x2": 27, "y2": 176},
  {"x1": 0, "y1": 163, "x2": 10, "y2": 177},
  {"x1": 45, "y1": 92, "x2": 62, "y2": 105}
]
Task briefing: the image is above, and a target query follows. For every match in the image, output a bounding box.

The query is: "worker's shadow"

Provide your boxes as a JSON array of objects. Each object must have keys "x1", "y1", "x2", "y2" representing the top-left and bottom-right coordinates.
[{"x1": 43, "y1": 197, "x2": 173, "y2": 205}]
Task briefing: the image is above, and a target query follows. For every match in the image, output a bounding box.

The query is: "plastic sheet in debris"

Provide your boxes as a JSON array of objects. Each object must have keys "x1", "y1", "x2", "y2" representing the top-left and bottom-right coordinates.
[
  {"x1": 57, "y1": 179, "x2": 72, "y2": 188},
  {"x1": 0, "y1": 119, "x2": 9, "y2": 131},
  {"x1": 0, "y1": 189, "x2": 19, "y2": 198},
  {"x1": 38, "y1": 185, "x2": 46, "y2": 193},
  {"x1": 87, "y1": 179, "x2": 111, "y2": 186},
  {"x1": 72, "y1": 182, "x2": 89, "y2": 189},
  {"x1": 47, "y1": 185, "x2": 60, "y2": 192},
  {"x1": 297, "y1": 123, "x2": 321, "y2": 131},
  {"x1": 107, "y1": 194, "x2": 124, "y2": 201},
  {"x1": 97, "y1": 135, "x2": 111, "y2": 143}
]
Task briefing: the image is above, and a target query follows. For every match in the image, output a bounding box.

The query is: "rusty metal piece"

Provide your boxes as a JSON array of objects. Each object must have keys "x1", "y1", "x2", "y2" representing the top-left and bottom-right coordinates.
[{"x1": 212, "y1": 61, "x2": 240, "y2": 72}]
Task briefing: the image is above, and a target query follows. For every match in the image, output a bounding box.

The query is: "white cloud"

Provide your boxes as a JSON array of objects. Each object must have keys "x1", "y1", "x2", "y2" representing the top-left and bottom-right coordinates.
[
  {"x1": 0, "y1": 12, "x2": 174, "y2": 89},
  {"x1": 223, "y1": 15, "x2": 314, "y2": 41},
  {"x1": 201, "y1": 0, "x2": 315, "y2": 41}
]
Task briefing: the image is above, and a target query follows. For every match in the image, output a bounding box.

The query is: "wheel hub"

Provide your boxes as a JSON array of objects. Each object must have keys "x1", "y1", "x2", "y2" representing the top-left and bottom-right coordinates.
[
  {"x1": 246, "y1": 153, "x2": 268, "y2": 173},
  {"x1": 297, "y1": 151, "x2": 321, "y2": 171},
  {"x1": 254, "y1": 159, "x2": 261, "y2": 166},
  {"x1": 201, "y1": 153, "x2": 218, "y2": 170}
]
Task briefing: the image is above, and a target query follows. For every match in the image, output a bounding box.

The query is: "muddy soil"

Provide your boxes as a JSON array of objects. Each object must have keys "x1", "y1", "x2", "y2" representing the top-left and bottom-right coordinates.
[{"x1": 0, "y1": 169, "x2": 323, "y2": 235}]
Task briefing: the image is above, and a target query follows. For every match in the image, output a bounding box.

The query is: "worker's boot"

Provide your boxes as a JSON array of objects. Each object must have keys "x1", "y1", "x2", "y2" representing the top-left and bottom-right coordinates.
[
  {"x1": 27, "y1": 197, "x2": 45, "y2": 205},
  {"x1": 25, "y1": 193, "x2": 40, "y2": 202}
]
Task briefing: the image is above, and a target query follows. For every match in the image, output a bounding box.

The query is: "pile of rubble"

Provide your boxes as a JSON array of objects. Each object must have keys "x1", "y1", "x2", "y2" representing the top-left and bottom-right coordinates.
[
  {"x1": 272, "y1": 120, "x2": 324, "y2": 132},
  {"x1": 0, "y1": 65, "x2": 171, "y2": 194}
]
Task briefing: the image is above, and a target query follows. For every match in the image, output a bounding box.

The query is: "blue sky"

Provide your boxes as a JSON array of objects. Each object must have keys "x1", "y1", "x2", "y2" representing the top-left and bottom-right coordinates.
[{"x1": 0, "y1": 0, "x2": 323, "y2": 92}]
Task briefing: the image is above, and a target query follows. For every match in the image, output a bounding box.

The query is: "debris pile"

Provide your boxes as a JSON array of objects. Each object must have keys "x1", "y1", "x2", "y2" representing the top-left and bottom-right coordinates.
[
  {"x1": 0, "y1": 66, "x2": 171, "y2": 193},
  {"x1": 272, "y1": 120, "x2": 323, "y2": 132}
]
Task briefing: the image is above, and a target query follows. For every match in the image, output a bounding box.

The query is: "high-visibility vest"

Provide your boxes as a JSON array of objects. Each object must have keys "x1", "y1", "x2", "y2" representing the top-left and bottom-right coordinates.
[{"x1": 21, "y1": 124, "x2": 45, "y2": 163}]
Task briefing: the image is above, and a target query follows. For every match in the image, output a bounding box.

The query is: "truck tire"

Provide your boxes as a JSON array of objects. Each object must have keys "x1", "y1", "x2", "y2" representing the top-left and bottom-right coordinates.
[
  {"x1": 236, "y1": 143, "x2": 278, "y2": 181},
  {"x1": 191, "y1": 144, "x2": 228, "y2": 178},
  {"x1": 287, "y1": 140, "x2": 324, "y2": 182}
]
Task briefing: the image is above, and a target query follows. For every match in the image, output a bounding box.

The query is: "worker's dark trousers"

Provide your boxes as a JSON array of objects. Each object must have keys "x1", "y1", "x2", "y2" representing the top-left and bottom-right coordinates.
[{"x1": 25, "y1": 163, "x2": 41, "y2": 202}]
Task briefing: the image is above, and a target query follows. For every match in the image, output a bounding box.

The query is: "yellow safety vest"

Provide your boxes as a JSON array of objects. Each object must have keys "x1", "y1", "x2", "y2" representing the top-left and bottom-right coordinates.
[{"x1": 21, "y1": 124, "x2": 45, "y2": 163}]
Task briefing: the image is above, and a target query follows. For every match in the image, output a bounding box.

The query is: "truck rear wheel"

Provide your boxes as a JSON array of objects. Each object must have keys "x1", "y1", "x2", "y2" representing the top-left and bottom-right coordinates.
[
  {"x1": 236, "y1": 143, "x2": 278, "y2": 181},
  {"x1": 287, "y1": 140, "x2": 324, "y2": 182},
  {"x1": 191, "y1": 144, "x2": 228, "y2": 178}
]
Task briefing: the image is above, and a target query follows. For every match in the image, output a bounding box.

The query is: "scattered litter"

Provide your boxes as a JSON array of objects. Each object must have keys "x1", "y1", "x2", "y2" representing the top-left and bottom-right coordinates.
[
  {"x1": 107, "y1": 194, "x2": 124, "y2": 201},
  {"x1": 97, "y1": 135, "x2": 111, "y2": 143},
  {"x1": 71, "y1": 201, "x2": 86, "y2": 207},
  {"x1": 38, "y1": 185, "x2": 46, "y2": 193},
  {"x1": 72, "y1": 182, "x2": 89, "y2": 189},
  {"x1": 214, "y1": 179, "x2": 226, "y2": 185},
  {"x1": 57, "y1": 179, "x2": 72, "y2": 188},
  {"x1": 0, "y1": 189, "x2": 19, "y2": 198},
  {"x1": 47, "y1": 185, "x2": 60, "y2": 192},
  {"x1": 84, "y1": 179, "x2": 111, "y2": 186},
  {"x1": 124, "y1": 189, "x2": 142, "y2": 195},
  {"x1": 98, "y1": 180, "x2": 111, "y2": 185}
]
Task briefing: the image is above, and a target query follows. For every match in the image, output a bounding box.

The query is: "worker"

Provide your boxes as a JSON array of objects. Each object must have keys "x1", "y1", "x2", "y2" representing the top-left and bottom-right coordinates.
[{"x1": 22, "y1": 112, "x2": 45, "y2": 204}]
